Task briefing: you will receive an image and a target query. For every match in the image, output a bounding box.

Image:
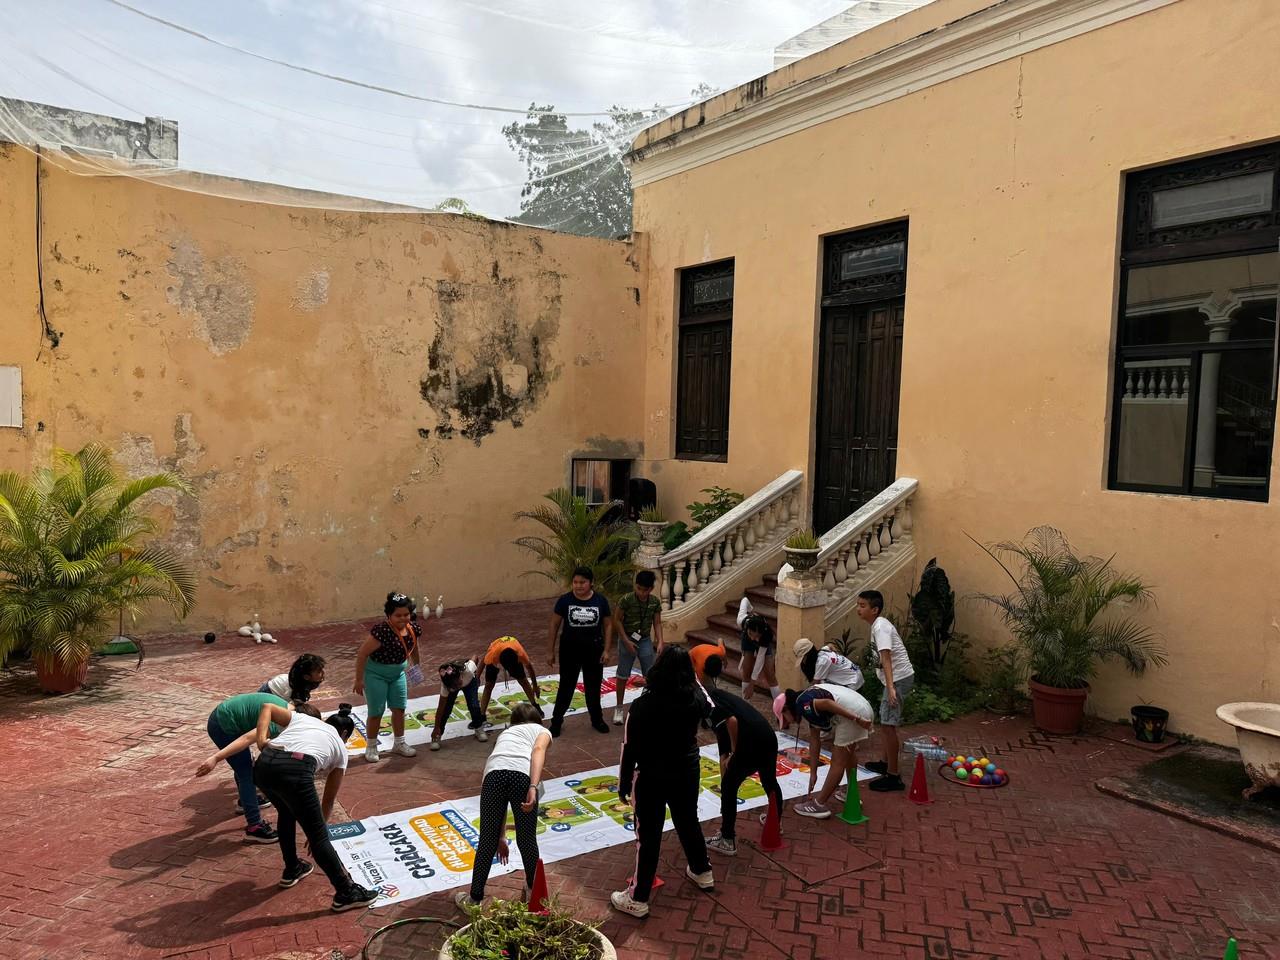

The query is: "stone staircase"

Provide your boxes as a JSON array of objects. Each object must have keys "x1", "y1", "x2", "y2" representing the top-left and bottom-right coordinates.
[{"x1": 685, "y1": 574, "x2": 779, "y2": 693}]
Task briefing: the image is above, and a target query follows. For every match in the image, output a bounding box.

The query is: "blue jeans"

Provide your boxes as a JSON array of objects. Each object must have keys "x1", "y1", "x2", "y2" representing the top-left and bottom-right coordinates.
[
  {"x1": 434, "y1": 676, "x2": 485, "y2": 736},
  {"x1": 616, "y1": 636, "x2": 656, "y2": 679},
  {"x1": 206, "y1": 712, "x2": 262, "y2": 827}
]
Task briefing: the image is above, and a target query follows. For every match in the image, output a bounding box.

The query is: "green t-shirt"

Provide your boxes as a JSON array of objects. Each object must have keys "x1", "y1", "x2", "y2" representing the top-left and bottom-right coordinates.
[
  {"x1": 213, "y1": 692, "x2": 288, "y2": 738},
  {"x1": 617, "y1": 592, "x2": 660, "y2": 637}
]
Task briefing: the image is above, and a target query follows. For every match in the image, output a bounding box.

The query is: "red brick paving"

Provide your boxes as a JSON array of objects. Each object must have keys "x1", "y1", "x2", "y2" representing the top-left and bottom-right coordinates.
[{"x1": 0, "y1": 598, "x2": 1277, "y2": 959}]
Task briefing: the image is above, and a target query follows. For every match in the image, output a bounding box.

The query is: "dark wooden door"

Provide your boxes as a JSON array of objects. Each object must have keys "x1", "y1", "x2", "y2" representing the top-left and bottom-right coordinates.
[{"x1": 813, "y1": 297, "x2": 904, "y2": 533}]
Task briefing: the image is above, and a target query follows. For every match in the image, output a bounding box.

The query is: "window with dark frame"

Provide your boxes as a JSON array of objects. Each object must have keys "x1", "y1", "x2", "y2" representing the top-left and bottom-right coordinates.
[
  {"x1": 675, "y1": 259, "x2": 734, "y2": 460},
  {"x1": 1110, "y1": 143, "x2": 1280, "y2": 502}
]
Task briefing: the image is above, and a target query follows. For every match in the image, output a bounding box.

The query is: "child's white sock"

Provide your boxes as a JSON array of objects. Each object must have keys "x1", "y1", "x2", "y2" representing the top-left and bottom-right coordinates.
[
  {"x1": 769, "y1": 685, "x2": 781, "y2": 699},
  {"x1": 741, "y1": 681, "x2": 751, "y2": 696},
  {"x1": 394, "y1": 735, "x2": 407, "y2": 746}
]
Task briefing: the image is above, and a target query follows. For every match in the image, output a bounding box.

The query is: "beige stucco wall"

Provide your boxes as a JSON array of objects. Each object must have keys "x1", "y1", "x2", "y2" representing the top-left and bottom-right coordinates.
[
  {"x1": 0, "y1": 146, "x2": 644, "y2": 631},
  {"x1": 630, "y1": 0, "x2": 1280, "y2": 741}
]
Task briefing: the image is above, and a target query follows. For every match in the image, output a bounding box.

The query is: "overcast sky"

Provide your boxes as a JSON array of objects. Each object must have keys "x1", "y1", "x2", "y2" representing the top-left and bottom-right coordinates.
[{"x1": 0, "y1": 0, "x2": 853, "y2": 215}]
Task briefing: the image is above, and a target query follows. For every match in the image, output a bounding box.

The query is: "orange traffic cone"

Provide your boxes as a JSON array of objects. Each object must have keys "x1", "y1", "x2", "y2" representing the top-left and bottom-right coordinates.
[
  {"x1": 760, "y1": 794, "x2": 786, "y2": 851},
  {"x1": 529, "y1": 858, "x2": 550, "y2": 914},
  {"x1": 626, "y1": 873, "x2": 664, "y2": 891},
  {"x1": 908, "y1": 753, "x2": 934, "y2": 805}
]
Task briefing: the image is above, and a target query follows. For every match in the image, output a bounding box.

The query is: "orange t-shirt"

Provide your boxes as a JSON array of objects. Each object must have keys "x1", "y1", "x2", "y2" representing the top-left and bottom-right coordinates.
[
  {"x1": 688, "y1": 641, "x2": 727, "y2": 681},
  {"x1": 483, "y1": 637, "x2": 533, "y2": 672}
]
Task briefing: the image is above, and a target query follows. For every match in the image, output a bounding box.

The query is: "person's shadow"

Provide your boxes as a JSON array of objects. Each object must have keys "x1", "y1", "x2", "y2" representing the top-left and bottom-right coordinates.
[
  {"x1": 109, "y1": 786, "x2": 250, "y2": 885},
  {"x1": 114, "y1": 878, "x2": 331, "y2": 948}
]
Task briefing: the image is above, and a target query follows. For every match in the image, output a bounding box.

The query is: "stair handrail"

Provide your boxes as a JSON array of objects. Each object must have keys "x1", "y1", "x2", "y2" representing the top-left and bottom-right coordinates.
[
  {"x1": 814, "y1": 477, "x2": 918, "y2": 596},
  {"x1": 649, "y1": 469, "x2": 804, "y2": 610}
]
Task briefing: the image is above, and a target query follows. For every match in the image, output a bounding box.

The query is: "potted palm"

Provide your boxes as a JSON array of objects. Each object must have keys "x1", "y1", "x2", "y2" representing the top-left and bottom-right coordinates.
[
  {"x1": 970, "y1": 526, "x2": 1166, "y2": 735},
  {"x1": 514, "y1": 489, "x2": 637, "y2": 600},
  {"x1": 0, "y1": 445, "x2": 197, "y2": 694},
  {"x1": 442, "y1": 898, "x2": 614, "y2": 959},
  {"x1": 783, "y1": 529, "x2": 821, "y2": 573}
]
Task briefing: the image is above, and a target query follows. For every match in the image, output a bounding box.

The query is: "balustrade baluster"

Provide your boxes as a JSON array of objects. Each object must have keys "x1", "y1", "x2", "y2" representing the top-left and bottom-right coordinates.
[
  {"x1": 834, "y1": 549, "x2": 849, "y2": 587},
  {"x1": 722, "y1": 532, "x2": 735, "y2": 568},
  {"x1": 744, "y1": 516, "x2": 756, "y2": 553},
  {"x1": 856, "y1": 534, "x2": 870, "y2": 567},
  {"x1": 687, "y1": 553, "x2": 701, "y2": 596},
  {"x1": 659, "y1": 565, "x2": 670, "y2": 609},
  {"x1": 764, "y1": 502, "x2": 777, "y2": 537},
  {"x1": 1124, "y1": 370, "x2": 1134, "y2": 398},
  {"x1": 734, "y1": 526, "x2": 746, "y2": 560},
  {"x1": 901, "y1": 498, "x2": 913, "y2": 535},
  {"x1": 1157, "y1": 367, "x2": 1169, "y2": 399},
  {"x1": 879, "y1": 515, "x2": 893, "y2": 549},
  {"x1": 867, "y1": 527, "x2": 881, "y2": 560},
  {"x1": 698, "y1": 551, "x2": 711, "y2": 585},
  {"x1": 823, "y1": 560, "x2": 836, "y2": 591},
  {"x1": 710, "y1": 540, "x2": 723, "y2": 578},
  {"x1": 673, "y1": 560, "x2": 687, "y2": 606}
]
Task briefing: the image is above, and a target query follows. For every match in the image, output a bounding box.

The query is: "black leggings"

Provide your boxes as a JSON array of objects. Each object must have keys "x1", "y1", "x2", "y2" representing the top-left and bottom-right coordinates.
[
  {"x1": 253, "y1": 750, "x2": 353, "y2": 895},
  {"x1": 553, "y1": 640, "x2": 604, "y2": 724},
  {"x1": 719, "y1": 751, "x2": 783, "y2": 841},
  {"x1": 628, "y1": 768, "x2": 710, "y2": 902},
  {"x1": 470, "y1": 769, "x2": 539, "y2": 901}
]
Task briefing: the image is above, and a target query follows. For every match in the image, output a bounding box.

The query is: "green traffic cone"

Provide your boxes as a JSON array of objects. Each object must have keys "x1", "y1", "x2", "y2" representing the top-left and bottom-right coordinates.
[
  {"x1": 1223, "y1": 937, "x2": 1238, "y2": 960},
  {"x1": 838, "y1": 777, "x2": 869, "y2": 826}
]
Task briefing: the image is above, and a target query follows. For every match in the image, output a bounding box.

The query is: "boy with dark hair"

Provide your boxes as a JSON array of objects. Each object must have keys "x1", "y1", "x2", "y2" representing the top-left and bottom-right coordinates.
[
  {"x1": 477, "y1": 636, "x2": 542, "y2": 718},
  {"x1": 855, "y1": 590, "x2": 915, "y2": 792},
  {"x1": 548, "y1": 566, "x2": 614, "y2": 736},
  {"x1": 612, "y1": 569, "x2": 663, "y2": 725},
  {"x1": 429, "y1": 655, "x2": 490, "y2": 751}
]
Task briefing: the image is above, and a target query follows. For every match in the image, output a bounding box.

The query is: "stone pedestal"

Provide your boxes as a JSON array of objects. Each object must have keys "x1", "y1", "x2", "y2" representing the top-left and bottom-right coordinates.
[{"x1": 774, "y1": 571, "x2": 827, "y2": 692}]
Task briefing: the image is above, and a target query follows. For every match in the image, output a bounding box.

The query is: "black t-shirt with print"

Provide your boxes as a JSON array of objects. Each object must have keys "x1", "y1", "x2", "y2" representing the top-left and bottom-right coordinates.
[{"x1": 553, "y1": 591, "x2": 611, "y2": 649}]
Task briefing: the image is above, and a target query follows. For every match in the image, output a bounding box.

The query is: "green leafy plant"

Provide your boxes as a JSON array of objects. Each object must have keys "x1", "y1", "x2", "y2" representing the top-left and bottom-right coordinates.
[
  {"x1": 0, "y1": 444, "x2": 197, "y2": 672},
  {"x1": 981, "y1": 645, "x2": 1027, "y2": 713},
  {"x1": 969, "y1": 526, "x2": 1167, "y2": 690},
  {"x1": 638, "y1": 506, "x2": 666, "y2": 524},
  {"x1": 686, "y1": 486, "x2": 744, "y2": 530},
  {"x1": 660, "y1": 519, "x2": 691, "y2": 552},
  {"x1": 785, "y1": 529, "x2": 820, "y2": 550},
  {"x1": 514, "y1": 489, "x2": 637, "y2": 601},
  {"x1": 909, "y1": 558, "x2": 955, "y2": 668},
  {"x1": 450, "y1": 897, "x2": 603, "y2": 960}
]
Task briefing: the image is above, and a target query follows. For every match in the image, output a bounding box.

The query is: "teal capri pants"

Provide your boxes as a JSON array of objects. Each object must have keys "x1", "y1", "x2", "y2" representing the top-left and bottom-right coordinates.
[{"x1": 364, "y1": 659, "x2": 408, "y2": 717}]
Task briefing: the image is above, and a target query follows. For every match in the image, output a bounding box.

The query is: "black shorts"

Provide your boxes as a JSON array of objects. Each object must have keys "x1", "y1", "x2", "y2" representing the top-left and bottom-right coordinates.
[
  {"x1": 485, "y1": 661, "x2": 526, "y2": 684},
  {"x1": 740, "y1": 635, "x2": 775, "y2": 656}
]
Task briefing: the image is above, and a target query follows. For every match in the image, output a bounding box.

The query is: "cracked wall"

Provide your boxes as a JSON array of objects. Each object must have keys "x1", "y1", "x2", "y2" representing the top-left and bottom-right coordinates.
[{"x1": 0, "y1": 149, "x2": 645, "y2": 630}]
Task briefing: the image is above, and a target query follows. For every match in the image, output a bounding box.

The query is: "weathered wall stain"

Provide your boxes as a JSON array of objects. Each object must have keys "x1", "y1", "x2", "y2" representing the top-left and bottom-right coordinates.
[
  {"x1": 165, "y1": 236, "x2": 255, "y2": 355},
  {"x1": 292, "y1": 269, "x2": 330, "y2": 311},
  {"x1": 420, "y1": 271, "x2": 564, "y2": 444}
]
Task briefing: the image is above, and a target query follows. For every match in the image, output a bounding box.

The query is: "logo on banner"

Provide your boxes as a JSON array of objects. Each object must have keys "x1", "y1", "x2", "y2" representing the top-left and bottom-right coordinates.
[
  {"x1": 411, "y1": 810, "x2": 479, "y2": 872},
  {"x1": 328, "y1": 820, "x2": 367, "y2": 840}
]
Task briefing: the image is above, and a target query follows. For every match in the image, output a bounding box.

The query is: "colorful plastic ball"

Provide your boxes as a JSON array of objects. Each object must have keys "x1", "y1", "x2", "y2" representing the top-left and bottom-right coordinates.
[
  {"x1": 981, "y1": 775, "x2": 994, "y2": 785},
  {"x1": 951, "y1": 761, "x2": 963, "y2": 770},
  {"x1": 994, "y1": 768, "x2": 1006, "y2": 779},
  {"x1": 977, "y1": 757, "x2": 988, "y2": 766},
  {"x1": 954, "y1": 755, "x2": 966, "y2": 764},
  {"x1": 985, "y1": 763, "x2": 997, "y2": 773},
  {"x1": 956, "y1": 768, "x2": 969, "y2": 779},
  {"x1": 966, "y1": 756, "x2": 976, "y2": 763}
]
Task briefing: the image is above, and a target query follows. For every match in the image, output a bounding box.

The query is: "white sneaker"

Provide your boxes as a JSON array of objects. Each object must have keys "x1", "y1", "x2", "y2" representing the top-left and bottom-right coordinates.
[
  {"x1": 454, "y1": 890, "x2": 481, "y2": 910},
  {"x1": 613, "y1": 707, "x2": 624, "y2": 726},
  {"x1": 429, "y1": 738, "x2": 442, "y2": 751},
  {"x1": 685, "y1": 866, "x2": 715, "y2": 890},
  {"x1": 610, "y1": 890, "x2": 649, "y2": 917},
  {"x1": 793, "y1": 798, "x2": 831, "y2": 819},
  {"x1": 474, "y1": 728, "x2": 489, "y2": 743},
  {"x1": 364, "y1": 744, "x2": 380, "y2": 763},
  {"x1": 392, "y1": 740, "x2": 417, "y2": 758}
]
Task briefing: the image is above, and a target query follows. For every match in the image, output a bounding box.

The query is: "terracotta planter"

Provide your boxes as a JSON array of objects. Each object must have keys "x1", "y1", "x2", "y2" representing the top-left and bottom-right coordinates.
[
  {"x1": 35, "y1": 655, "x2": 90, "y2": 694},
  {"x1": 440, "y1": 922, "x2": 615, "y2": 960},
  {"x1": 1028, "y1": 677, "x2": 1089, "y2": 734}
]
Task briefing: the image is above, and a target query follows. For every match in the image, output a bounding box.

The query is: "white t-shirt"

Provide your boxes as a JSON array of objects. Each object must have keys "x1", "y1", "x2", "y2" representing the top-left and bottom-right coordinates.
[
  {"x1": 484, "y1": 722, "x2": 551, "y2": 778},
  {"x1": 872, "y1": 616, "x2": 914, "y2": 685},
  {"x1": 267, "y1": 713, "x2": 349, "y2": 776},
  {"x1": 814, "y1": 650, "x2": 863, "y2": 690},
  {"x1": 265, "y1": 673, "x2": 291, "y2": 699}
]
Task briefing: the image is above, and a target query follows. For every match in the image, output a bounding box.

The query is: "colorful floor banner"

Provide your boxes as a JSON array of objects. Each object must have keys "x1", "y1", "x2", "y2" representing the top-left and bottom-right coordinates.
[
  {"x1": 334, "y1": 674, "x2": 644, "y2": 754},
  {"x1": 327, "y1": 743, "x2": 876, "y2": 907}
]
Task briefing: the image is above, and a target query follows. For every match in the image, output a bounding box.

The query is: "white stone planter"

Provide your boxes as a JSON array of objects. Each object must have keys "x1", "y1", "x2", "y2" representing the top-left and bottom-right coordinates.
[
  {"x1": 783, "y1": 546, "x2": 820, "y2": 572},
  {"x1": 638, "y1": 520, "x2": 667, "y2": 544},
  {"x1": 439, "y1": 922, "x2": 615, "y2": 960}
]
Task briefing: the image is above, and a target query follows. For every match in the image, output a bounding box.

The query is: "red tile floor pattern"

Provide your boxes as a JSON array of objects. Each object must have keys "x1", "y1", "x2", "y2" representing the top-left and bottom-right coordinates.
[{"x1": 0, "y1": 598, "x2": 1276, "y2": 960}]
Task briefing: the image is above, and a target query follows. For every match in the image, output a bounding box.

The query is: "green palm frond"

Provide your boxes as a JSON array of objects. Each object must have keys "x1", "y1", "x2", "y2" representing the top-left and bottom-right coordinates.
[
  {"x1": 513, "y1": 489, "x2": 636, "y2": 601},
  {"x1": 0, "y1": 444, "x2": 198, "y2": 672},
  {"x1": 970, "y1": 525, "x2": 1166, "y2": 689}
]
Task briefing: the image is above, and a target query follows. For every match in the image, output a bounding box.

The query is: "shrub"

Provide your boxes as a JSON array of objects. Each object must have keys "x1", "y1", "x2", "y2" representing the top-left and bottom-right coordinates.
[{"x1": 513, "y1": 489, "x2": 636, "y2": 601}]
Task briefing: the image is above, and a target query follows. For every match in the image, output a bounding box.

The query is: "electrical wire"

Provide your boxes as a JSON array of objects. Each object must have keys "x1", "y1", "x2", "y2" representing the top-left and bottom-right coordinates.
[{"x1": 102, "y1": 0, "x2": 696, "y2": 117}]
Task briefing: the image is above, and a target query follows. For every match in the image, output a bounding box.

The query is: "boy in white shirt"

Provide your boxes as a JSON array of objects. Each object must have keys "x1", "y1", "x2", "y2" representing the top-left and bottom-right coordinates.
[{"x1": 855, "y1": 590, "x2": 914, "y2": 792}]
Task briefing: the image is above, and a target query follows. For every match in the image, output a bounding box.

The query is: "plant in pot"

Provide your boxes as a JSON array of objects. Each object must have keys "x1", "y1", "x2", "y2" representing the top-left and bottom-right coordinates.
[
  {"x1": 636, "y1": 506, "x2": 668, "y2": 545},
  {"x1": 970, "y1": 526, "x2": 1167, "y2": 735},
  {"x1": 514, "y1": 489, "x2": 637, "y2": 601},
  {"x1": 443, "y1": 898, "x2": 614, "y2": 960},
  {"x1": 783, "y1": 529, "x2": 821, "y2": 573},
  {"x1": 0, "y1": 444, "x2": 197, "y2": 694}
]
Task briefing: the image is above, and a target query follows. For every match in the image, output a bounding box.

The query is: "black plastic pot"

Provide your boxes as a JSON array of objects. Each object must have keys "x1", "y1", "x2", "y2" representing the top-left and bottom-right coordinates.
[{"x1": 1130, "y1": 704, "x2": 1169, "y2": 743}]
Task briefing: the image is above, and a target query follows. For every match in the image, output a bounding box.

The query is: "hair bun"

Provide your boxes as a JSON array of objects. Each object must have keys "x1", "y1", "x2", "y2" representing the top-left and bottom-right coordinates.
[{"x1": 337, "y1": 703, "x2": 353, "y2": 716}]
